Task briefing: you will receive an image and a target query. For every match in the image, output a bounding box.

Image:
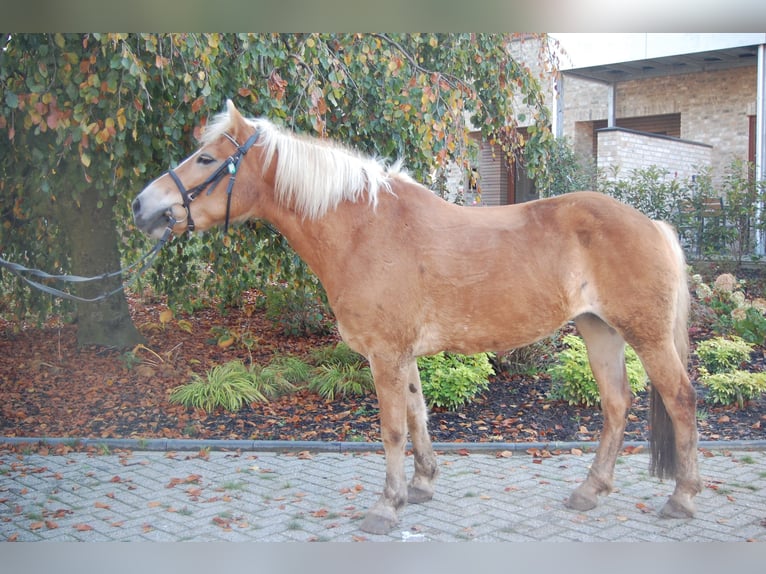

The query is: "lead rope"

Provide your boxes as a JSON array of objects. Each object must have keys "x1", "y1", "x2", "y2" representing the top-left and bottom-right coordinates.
[{"x1": 0, "y1": 225, "x2": 173, "y2": 303}]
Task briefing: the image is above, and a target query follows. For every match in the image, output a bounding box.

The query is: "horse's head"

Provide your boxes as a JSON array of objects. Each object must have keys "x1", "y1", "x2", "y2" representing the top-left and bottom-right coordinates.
[{"x1": 132, "y1": 100, "x2": 264, "y2": 239}]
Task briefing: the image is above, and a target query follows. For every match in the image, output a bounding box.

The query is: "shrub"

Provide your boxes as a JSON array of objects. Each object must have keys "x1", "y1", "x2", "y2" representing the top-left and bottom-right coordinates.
[
  {"x1": 730, "y1": 305, "x2": 766, "y2": 346},
  {"x1": 263, "y1": 283, "x2": 333, "y2": 337},
  {"x1": 309, "y1": 342, "x2": 365, "y2": 367},
  {"x1": 544, "y1": 137, "x2": 596, "y2": 197},
  {"x1": 597, "y1": 165, "x2": 686, "y2": 221},
  {"x1": 700, "y1": 370, "x2": 766, "y2": 408},
  {"x1": 695, "y1": 336, "x2": 754, "y2": 373},
  {"x1": 304, "y1": 342, "x2": 373, "y2": 400},
  {"x1": 691, "y1": 273, "x2": 766, "y2": 344},
  {"x1": 259, "y1": 355, "x2": 312, "y2": 387},
  {"x1": 493, "y1": 333, "x2": 560, "y2": 376},
  {"x1": 547, "y1": 335, "x2": 647, "y2": 407},
  {"x1": 169, "y1": 361, "x2": 270, "y2": 412},
  {"x1": 308, "y1": 363, "x2": 374, "y2": 400},
  {"x1": 719, "y1": 158, "x2": 766, "y2": 264},
  {"x1": 695, "y1": 334, "x2": 764, "y2": 408},
  {"x1": 417, "y1": 352, "x2": 494, "y2": 411}
]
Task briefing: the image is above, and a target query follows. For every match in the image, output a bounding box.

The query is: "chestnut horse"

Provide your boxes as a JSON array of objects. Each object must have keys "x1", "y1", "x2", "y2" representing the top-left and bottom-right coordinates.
[{"x1": 133, "y1": 100, "x2": 701, "y2": 535}]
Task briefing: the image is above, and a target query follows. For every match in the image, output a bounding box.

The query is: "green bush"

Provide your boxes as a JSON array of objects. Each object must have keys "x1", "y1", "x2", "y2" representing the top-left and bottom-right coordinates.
[
  {"x1": 691, "y1": 273, "x2": 766, "y2": 344},
  {"x1": 263, "y1": 283, "x2": 333, "y2": 337},
  {"x1": 695, "y1": 334, "x2": 764, "y2": 408},
  {"x1": 700, "y1": 370, "x2": 766, "y2": 408},
  {"x1": 308, "y1": 363, "x2": 374, "y2": 400},
  {"x1": 309, "y1": 342, "x2": 365, "y2": 367},
  {"x1": 417, "y1": 352, "x2": 494, "y2": 411},
  {"x1": 544, "y1": 137, "x2": 596, "y2": 197},
  {"x1": 731, "y1": 306, "x2": 766, "y2": 346},
  {"x1": 259, "y1": 355, "x2": 313, "y2": 387},
  {"x1": 304, "y1": 342, "x2": 373, "y2": 400},
  {"x1": 695, "y1": 336, "x2": 753, "y2": 373},
  {"x1": 597, "y1": 165, "x2": 686, "y2": 222},
  {"x1": 494, "y1": 333, "x2": 560, "y2": 376},
  {"x1": 547, "y1": 335, "x2": 647, "y2": 407},
  {"x1": 169, "y1": 360, "x2": 286, "y2": 413}
]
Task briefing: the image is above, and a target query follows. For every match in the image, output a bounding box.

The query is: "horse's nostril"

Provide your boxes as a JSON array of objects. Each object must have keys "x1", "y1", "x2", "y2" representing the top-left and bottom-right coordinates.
[{"x1": 132, "y1": 198, "x2": 141, "y2": 214}]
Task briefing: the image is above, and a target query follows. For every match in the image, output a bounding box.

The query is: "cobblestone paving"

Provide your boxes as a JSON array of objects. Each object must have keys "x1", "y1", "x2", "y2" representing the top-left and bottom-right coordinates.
[{"x1": 2, "y1": 446, "x2": 765, "y2": 541}]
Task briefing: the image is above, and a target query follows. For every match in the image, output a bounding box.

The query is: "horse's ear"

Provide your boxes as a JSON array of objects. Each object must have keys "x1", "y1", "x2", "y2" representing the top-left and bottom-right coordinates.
[{"x1": 226, "y1": 99, "x2": 244, "y2": 124}]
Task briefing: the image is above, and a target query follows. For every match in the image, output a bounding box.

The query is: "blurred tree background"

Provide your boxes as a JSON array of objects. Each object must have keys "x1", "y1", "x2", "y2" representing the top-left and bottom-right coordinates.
[{"x1": 0, "y1": 33, "x2": 556, "y2": 347}]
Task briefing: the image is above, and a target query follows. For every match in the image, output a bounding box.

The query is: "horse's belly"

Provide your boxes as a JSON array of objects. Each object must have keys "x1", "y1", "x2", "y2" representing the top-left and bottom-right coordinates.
[{"x1": 413, "y1": 312, "x2": 566, "y2": 357}]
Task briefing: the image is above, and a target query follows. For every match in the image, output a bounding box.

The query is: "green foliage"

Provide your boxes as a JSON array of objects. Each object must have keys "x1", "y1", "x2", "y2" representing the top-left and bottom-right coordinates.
[
  {"x1": 169, "y1": 360, "x2": 291, "y2": 413},
  {"x1": 718, "y1": 159, "x2": 766, "y2": 264},
  {"x1": 597, "y1": 165, "x2": 687, "y2": 221},
  {"x1": 494, "y1": 333, "x2": 560, "y2": 376},
  {"x1": 1, "y1": 33, "x2": 556, "y2": 328},
  {"x1": 547, "y1": 335, "x2": 647, "y2": 407},
  {"x1": 308, "y1": 363, "x2": 375, "y2": 401},
  {"x1": 695, "y1": 336, "x2": 754, "y2": 373},
  {"x1": 260, "y1": 355, "x2": 313, "y2": 386},
  {"x1": 309, "y1": 342, "x2": 365, "y2": 367},
  {"x1": 730, "y1": 306, "x2": 766, "y2": 346},
  {"x1": 695, "y1": 333, "x2": 764, "y2": 408},
  {"x1": 543, "y1": 138, "x2": 596, "y2": 197},
  {"x1": 417, "y1": 352, "x2": 495, "y2": 411},
  {"x1": 691, "y1": 273, "x2": 766, "y2": 344},
  {"x1": 263, "y1": 282, "x2": 333, "y2": 337},
  {"x1": 306, "y1": 342, "x2": 372, "y2": 400},
  {"x1": 584, "y1": 161, "x2": 765, "y2": 262},
  {"x1": 674, "y1": 160, "x2": 766, "y2": 261},
  {"x1": 700, "y1": 370, "x2": 766, "y2": 409}
]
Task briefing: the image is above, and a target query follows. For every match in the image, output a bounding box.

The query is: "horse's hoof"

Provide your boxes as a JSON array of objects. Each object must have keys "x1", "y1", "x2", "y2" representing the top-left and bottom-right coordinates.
[
  {"x1": 659, "y1": 496, "x2": 695, "y2": 519},
  {"x1": 407, "y1": 485, "x2": 434, "y2": 504},
  {"x1": 360, "y1": 508, "x2": 398, "y2": 535},
  {"x1": 565, "y1": 489, "x2": 598, "y2": 511}
]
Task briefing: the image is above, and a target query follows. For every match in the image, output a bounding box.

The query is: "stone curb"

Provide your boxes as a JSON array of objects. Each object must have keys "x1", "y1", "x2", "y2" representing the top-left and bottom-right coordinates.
[{"x1": 3, "y1": 436, "x2": 766, "y2": 453}]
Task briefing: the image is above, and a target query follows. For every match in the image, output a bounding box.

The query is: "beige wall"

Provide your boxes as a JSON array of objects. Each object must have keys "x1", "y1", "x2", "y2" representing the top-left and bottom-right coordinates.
[{"x1": 597, "y1": 128, "x2": 712, "y2": 182}]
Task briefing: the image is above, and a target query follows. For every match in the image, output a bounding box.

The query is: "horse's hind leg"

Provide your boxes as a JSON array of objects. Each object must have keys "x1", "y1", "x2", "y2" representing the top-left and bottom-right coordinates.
[
  {"x1": 405, "y1": 361, "x2": 438, "y2": 503},
  {"x1": 639, "y1": 346, "x2": 701, "y2": 518},
  {"x1": 566, "y1": 314, "x2": 632, "y2": 511}
]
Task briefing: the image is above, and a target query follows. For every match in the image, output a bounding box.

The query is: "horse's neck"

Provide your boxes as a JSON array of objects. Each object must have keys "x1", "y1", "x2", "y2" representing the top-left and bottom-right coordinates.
[
  {"x1": 259, "y1": 198, "x2": 348, "y2": 286},
  {"x1": 256, "y1": 178, "x2": 432, "y2": 291}
]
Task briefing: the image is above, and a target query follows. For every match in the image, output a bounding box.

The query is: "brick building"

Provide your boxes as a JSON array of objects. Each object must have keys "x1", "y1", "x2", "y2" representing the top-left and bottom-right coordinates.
[
  {"x1": 465, "y1": 34, "x2": 766, "y2": 255},
  {"x1": 557, "y1": 34, "x2": 765, "y2": 191}
]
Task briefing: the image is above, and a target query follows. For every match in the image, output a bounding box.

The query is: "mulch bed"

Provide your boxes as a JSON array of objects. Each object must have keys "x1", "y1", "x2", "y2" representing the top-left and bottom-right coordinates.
[{"x1": 1, "y1": 290, "x2": 765, "y2": 446}]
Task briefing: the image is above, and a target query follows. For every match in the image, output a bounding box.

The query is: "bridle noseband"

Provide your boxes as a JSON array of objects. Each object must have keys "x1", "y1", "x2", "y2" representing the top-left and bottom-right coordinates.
[{"x1": 166, "y1": 128, "x2": 260, "y2": 234}]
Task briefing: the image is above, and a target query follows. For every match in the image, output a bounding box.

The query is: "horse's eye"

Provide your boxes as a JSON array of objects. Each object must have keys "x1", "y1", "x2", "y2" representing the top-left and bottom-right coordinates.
[{"x1": 197, "y1": 154, "x2": 216, "y2": 165}]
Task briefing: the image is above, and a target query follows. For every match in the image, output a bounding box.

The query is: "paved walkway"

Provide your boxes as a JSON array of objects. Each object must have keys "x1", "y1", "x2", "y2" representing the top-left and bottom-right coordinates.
[{"x1": 2, "y1": 439, "x2": 766, "y2": 542}]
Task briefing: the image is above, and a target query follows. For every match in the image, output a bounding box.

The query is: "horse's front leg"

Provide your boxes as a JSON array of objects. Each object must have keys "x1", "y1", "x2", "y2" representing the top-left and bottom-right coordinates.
[
  {"x1": 405, "y1": 360, "x2": 438, "y2": 503},
  {"x1": 360, "y1": 356, "x2": 409, "y2": 535}
]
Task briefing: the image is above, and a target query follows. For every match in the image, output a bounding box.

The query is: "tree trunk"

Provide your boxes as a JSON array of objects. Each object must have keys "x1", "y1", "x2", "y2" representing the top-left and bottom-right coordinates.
[{"x1": 55, "y1": 177, "x2": 145, "y2": 349}]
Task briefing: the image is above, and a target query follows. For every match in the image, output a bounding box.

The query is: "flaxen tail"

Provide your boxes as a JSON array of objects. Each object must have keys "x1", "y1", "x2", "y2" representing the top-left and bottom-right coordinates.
[{"x1": 649, "y1": 221, "x2": 690, "y2": 479}]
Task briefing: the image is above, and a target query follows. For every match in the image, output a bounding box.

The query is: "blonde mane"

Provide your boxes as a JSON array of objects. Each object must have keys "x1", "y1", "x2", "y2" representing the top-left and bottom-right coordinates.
[{"x1": 202, "y1": 110, "x2": 405, "y2": 220}]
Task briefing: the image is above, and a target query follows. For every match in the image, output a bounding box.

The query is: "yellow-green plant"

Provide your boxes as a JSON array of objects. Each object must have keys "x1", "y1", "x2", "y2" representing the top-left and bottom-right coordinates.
[
  {"x1": 547, "y1": 335, "x2": 646, "y2": 407},
  {"x1": 417, "y1": 352, "x2": 494, "y2": 411},
  {"x1": 695, "y1": 336, "x2": 753, "y2": 373},
  {"x1": 695, "y1": 334, "x2": 765, "y2": 408},
  {"x1": 309, "y1": 342, "x2": 366, "y2": 367},
  {"x1": 308, "y1": 363, "x2": 374, "y2": 400},
  {"x1": 169, "y1": 359, "x2": 294, "y2": 413},
  {"x1": 700, "y1": 370, "x2": 766, "y2": 408}
]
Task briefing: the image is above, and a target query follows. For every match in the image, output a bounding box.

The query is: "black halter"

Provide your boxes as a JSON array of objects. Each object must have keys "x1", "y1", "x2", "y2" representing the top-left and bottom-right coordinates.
[{"x1": 166, "y1": 129, "x2": 260, "y2": 234}]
